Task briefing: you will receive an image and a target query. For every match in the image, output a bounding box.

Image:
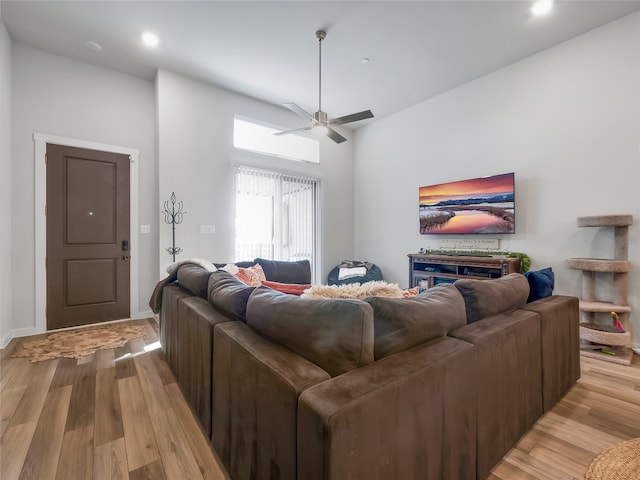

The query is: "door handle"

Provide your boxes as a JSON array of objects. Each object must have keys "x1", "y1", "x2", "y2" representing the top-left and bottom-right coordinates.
[{"x1": 122, "y1": 255, "x2": 130, "y2": 261}]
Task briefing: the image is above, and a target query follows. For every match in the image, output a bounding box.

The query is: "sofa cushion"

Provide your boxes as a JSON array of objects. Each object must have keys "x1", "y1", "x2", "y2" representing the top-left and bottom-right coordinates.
[
  {"x1": 207, "y1": 271, "x2": 255, "y2": 321},
  {"x1": 246, "y1": 287, "x2": 374, "y2": 377},
  {"x1": 365, "y1": 284, "x2": 467, "y2": 360},
  {"x1": 525, "y1": 267, "x2": 554, "y2": 302},
  {"x1": 254, "y1": 258, "x2": 311, "y2": 284},
  {"x1": 176, "y1": 264, "x2": 213, "y2": 299},
  {"x1": 454, "y1": 273, "x2": 530, "y2": 324}
]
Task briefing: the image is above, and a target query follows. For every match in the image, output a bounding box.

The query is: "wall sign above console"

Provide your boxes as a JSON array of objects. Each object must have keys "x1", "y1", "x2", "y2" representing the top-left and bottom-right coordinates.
[{"x1": 439, "y1": 238, "x2": 500, "y2": 250}]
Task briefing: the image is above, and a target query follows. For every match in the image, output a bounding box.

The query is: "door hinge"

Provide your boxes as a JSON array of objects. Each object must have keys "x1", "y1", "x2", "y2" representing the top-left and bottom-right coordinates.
[
  {"x1": 45, "y1": 205, "x2": 47, "y2": 215},
  {"x1": 45, "y1": 153, "x2": 48, "y2": 164}
]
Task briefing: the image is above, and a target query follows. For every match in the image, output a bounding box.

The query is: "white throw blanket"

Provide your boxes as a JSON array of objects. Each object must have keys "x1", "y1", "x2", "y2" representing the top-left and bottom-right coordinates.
[
  {"x1": 302, "y1": 281, "x2": 403, "y2": 299},
  {"x1": 338, "y1": 266, "x2": 368, "y2": 280}
]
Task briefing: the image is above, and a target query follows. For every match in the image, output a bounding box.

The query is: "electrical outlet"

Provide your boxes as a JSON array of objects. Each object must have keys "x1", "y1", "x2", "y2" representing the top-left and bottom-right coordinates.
[
  {"x1": 200, "y1": 225, "x2": 216, "y2": 234},
  {"x1": 140, "y1": 224, "x2": 151, "y2": 234}
]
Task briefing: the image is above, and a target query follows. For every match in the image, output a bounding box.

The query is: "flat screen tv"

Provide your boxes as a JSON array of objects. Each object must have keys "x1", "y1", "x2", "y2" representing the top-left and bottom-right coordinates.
[{"x1": 419, "y1": 172, "x2": 515, "y2": 234}]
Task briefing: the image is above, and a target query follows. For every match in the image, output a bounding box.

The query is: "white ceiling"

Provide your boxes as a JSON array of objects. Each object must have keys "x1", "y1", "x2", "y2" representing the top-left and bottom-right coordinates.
[{"x1": 3, "y1": 1, "x2": 640, "y2": 127}]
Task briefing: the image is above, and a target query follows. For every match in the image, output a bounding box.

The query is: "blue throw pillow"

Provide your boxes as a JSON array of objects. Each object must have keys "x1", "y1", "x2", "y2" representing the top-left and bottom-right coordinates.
[{"x1": 524, "y1": 267, "x2": 554, "y2": 302}]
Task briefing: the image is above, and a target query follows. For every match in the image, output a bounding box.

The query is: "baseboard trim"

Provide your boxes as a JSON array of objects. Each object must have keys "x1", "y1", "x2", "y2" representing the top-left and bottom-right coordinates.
[
  {"x1": 0, "y1": 330, "x2": 14, "y2": 349},
  {"x1": 1, "y1": 326, "x2": 44, "y2": 349},
  {"x1": 133, "y1": 309, "x2": 153, "y2": 320}
]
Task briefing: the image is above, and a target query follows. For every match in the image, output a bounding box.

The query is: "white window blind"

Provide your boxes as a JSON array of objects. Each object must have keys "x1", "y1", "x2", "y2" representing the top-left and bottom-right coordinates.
[{"x1": 234, "y1": 166, "x2": 318, "y2": 276}]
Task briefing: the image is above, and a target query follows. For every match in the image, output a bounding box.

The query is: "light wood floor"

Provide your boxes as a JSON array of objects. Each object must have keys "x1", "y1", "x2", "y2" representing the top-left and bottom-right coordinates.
[{"x1": 1, "y1": 318, "x2": 639, "y2": 480}]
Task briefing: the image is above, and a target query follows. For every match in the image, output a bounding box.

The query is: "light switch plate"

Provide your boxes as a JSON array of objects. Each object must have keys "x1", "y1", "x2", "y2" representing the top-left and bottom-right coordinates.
[
  {"x1": 200, "y1": 225, "x2": 216, "y2": 234},
  {"x1": 140, "y1": 224, "x2": 151, "y2": 234}
]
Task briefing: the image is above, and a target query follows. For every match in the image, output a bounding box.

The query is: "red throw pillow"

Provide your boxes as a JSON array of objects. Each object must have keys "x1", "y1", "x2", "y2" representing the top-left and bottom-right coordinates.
[
  {"x1": 235, "y1": 264, "x2": 267, "y2": 287},
  {"x1": 261, "y1": 280, "x2": 310, "y2": 296}
]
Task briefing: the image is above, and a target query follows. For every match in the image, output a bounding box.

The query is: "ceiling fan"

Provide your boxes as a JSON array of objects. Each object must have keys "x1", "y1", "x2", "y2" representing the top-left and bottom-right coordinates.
[{"x1": 275, "y1": 30, "x2": 374, "y2": 144}]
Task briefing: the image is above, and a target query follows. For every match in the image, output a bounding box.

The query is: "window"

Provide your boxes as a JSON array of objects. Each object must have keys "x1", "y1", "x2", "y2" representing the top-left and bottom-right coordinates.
[
  {"x1": 234, "y1": 166, "x2": 319, "y2": 279},
  {"x1": 233, "y1": 116, "x2": 319, "y2": 164}
]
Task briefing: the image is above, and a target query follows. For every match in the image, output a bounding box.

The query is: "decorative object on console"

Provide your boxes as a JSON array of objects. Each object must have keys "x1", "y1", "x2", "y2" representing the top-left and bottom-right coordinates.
[
  {"x1": 567, "y1": 214, "x2": 633, "y2": 365},
  {"x1": 420, "y1": 249, "x2": 530, "y2": 273},
  {"x1": 163, "y1": 192, "x2": 186, "y2": 261},
  {"x1": 419, "y1": 172, "x2": 515, "y2": 234}
]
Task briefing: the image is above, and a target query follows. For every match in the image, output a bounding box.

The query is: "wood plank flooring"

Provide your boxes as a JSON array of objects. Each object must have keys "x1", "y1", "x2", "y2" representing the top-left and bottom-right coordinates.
[
  {"x1": 489, "y1": 354, "x2": 640, "y2": 480},
  {"x1": 1, "y1": 319, "x2": 228, "y2": 480},
  {"x1": 1, "y1": 318, "x2": 639, "y2": 480}
]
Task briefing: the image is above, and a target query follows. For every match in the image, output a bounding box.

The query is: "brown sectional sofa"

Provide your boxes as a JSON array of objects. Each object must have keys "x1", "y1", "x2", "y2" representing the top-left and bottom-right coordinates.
[{"x1": 153, "y1": 262, "x2": 580, "y2": 480}]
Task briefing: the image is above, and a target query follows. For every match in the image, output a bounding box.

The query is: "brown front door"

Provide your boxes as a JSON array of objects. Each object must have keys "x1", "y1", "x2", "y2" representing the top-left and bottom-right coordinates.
[{"x1": 46, "y1": 144, "x2": 130, "y2": 330}]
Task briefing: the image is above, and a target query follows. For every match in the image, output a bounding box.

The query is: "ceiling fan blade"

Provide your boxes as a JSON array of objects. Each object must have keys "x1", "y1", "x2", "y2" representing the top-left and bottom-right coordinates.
[
  {"x1": 274, "y1": 126, "x2": 312, "y2": 136},
  {"x1": 328, "y1": 110, "x2": 374, "y2": 126},
  {"x1": 326, "y1": 127, "x2": 347, "y2": 144},
  {"x1": 283, "y1": 103, "x2": 314, "y2": 121}
]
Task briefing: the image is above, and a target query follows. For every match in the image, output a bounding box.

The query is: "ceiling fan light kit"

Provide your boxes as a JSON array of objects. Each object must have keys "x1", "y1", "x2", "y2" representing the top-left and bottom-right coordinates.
[{"x1": 276, "y1": 30, "x2": 374, "y2": 144}]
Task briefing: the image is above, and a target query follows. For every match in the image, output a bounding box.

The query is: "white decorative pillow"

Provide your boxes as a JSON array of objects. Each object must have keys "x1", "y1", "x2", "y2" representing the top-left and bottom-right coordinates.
[
  {"x1": 166, "y1": 258, "x2": 217, "y2": 275},
  {"x1": 220, "y1": 263, "x2": 240, "y2": 275}
]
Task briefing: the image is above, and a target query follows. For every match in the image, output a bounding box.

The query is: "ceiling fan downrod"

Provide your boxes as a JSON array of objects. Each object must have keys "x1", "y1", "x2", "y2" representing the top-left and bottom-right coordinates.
[
  {"x1": 275, "y1": 28, "x2": 373, "y2": 144},
  {"x1": 316, "y1": 30, "x2": 326, "y2": 120}
]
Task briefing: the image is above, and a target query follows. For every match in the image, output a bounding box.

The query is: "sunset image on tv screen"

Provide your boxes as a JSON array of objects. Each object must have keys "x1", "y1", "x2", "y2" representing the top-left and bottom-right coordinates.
[{"x1": 419, "y1": 173, "x2": 515, "y2": 234}]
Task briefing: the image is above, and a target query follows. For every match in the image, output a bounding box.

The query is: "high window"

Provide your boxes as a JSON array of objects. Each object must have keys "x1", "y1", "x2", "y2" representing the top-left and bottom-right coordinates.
[
  {"x1": 234, "y1": 166, "x2": 319, "y2": 278},
  {"x1": 233, "y1": 116, "x2": 320, "y2": 164}
]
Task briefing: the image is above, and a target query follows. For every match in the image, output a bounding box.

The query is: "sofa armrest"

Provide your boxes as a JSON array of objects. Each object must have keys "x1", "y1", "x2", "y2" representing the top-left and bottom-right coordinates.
[
  {"x1": 212, "y1": 321, "x2": 330, "y2": 479},
  {"x1": 298, "y1": 336, "x2": 477, "y2": 480},
  {"x1": 520, "y1": 295, "x2": 580, "y2": 411}
]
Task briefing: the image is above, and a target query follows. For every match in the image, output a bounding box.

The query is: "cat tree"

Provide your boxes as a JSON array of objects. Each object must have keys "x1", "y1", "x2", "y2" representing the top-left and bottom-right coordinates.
[{"x1": 567, "y1": 214, "x2": 633, "y2": 365}]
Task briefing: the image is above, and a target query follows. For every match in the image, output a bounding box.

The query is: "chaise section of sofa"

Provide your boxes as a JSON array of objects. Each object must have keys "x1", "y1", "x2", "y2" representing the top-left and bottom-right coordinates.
[
  {"x1": 450, "y1": 272, "x2": 579, "y2": 480},
  {"x1": 298, "y1": 336, "x2": 477, "y2": 480},
  {"x1": 520, "y1": 295, "x2": 580, "y2": 412},
  {"x1": 449, "y1": 309, "x2": 542, "y2": 480}
]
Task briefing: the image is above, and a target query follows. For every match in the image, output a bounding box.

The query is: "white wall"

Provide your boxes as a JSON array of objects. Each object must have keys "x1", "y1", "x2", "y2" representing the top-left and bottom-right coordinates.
[
  {"x1": 354, "y1": 12, "x2": 640, "y2": 346},
  {"x1": 10, "y1": 42, "x2": 157, "y2": 334},
  {"x1": 156, "y1": 69, "x2": 355, "y2": 282},
  {"x1": 0, "y1": 18, "x2": 12, "y2": 347}
]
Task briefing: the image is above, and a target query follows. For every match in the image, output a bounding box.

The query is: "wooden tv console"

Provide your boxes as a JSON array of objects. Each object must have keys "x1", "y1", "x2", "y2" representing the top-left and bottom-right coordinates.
[{"x1": 408, "y1": 253, "x2": 521, "y2": 291}]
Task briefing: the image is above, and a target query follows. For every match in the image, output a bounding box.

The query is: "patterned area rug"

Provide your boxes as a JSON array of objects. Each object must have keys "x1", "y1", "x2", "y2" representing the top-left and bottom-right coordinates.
[
  {"x1": 585, "y1": 437, "x2": 640, "y2": 480},
  {"x1": 11, "y1": 322, "x2": 147, "y2": 362}
]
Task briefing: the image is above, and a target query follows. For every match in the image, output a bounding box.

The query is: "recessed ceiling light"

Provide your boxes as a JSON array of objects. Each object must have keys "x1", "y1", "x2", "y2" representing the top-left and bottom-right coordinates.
[
  {"x1": 531, "y1": 0, "x2": 553, "y2": 16},
  {"x1": 84, "y1": 40, "x2": 102, "y2": 52},
  {"x1": 361, "y1": 57, "x2": 370, "y2": 64},
  {"x1": 141, "y1": 32, "x2": 159, "y2": 48}
]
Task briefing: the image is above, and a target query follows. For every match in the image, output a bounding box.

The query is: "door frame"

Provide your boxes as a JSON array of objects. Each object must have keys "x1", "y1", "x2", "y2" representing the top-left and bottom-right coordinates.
[{"x1": 34, "y1": 132, "x2": 140, "y2": 334}]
